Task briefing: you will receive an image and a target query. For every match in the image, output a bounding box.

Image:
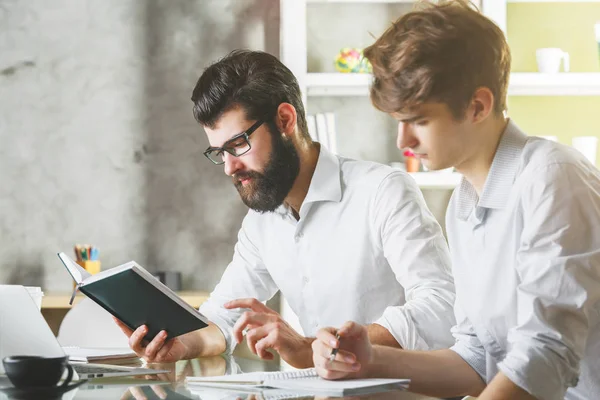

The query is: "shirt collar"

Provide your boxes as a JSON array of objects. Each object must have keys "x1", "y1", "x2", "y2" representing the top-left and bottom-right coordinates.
[
  {"x1": 274, "y1": 145, "x2": 342, "y2": 216},
  {"x1": 456, "y1": 119, "x2": 528, "y2": 221}
]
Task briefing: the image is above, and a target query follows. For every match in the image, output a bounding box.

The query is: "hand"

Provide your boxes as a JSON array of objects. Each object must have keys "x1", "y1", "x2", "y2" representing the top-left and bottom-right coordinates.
[
  {"x1": 225, "y1": 298, "x2": 313, "y2": 368},
  {"x1": 312, "y1": 321, "x2": 373, "y2": 380},
  {"x1": 113, "y1": 317, "x2": 190, "y2": 363}
]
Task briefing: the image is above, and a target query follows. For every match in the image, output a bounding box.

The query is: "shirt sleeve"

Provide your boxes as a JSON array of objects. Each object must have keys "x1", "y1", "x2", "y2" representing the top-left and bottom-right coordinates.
[
  {"x1": 373, "y1": 171, "x2": 457, "y2": 350},
  {"x1": 199, "y1": 212, "x2": 279, "y2": 354},
  {"x1": 497, "y1": 162, "x2": 600, "y2": 400},
  {"x1": 449, "y1": 293, "x2": 487, "y2": 382}
]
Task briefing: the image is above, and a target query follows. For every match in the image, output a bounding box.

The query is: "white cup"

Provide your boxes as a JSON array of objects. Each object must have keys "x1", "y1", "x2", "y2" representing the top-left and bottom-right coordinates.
[
  {"x1": 572, "y1": 136, "x2": 598, "y2": 165},
  {"x1": 536, "y1": 48, "x2": 570, "y2": 73},
  {"x1": 595, "y1": 22, "x2": 600, "y2": 61},
  {"x1": 25, "y1": 286, "x2": 44, "y2": 310}
]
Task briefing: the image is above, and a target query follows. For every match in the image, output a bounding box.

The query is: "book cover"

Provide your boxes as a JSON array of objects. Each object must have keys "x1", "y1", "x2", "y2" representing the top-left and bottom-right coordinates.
[{"x1": 57, "y1": 252, "x2": 209, "y2": 342}]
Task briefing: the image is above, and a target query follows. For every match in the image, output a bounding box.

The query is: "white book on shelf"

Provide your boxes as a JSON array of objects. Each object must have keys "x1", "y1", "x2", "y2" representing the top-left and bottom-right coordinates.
[
  {"x1": 306, "y1": 114, "x2": 318, "y2": 142},
  {"x1": 324, "y1": 112, "x2": 337, "y2": 154},
  {"x1": 315, "y1": 113, "x2": 330, "y2": 149}
]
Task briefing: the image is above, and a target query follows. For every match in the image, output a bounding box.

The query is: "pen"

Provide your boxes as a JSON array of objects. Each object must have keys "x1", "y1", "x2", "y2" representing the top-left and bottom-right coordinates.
[{"x1": 328, "y1": 332, "x2": 341, "y2": 364}]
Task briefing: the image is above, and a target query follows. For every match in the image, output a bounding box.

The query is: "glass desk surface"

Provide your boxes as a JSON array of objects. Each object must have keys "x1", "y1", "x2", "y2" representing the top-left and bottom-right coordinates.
[{"x1": 0, "y1": 355, "x2": 443, "y2": 400}]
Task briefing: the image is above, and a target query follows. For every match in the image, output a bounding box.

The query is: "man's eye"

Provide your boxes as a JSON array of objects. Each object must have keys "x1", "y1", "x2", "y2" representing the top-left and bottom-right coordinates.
[{"x1": 229, "y1": 138, "x2": 247, "y2": 148}]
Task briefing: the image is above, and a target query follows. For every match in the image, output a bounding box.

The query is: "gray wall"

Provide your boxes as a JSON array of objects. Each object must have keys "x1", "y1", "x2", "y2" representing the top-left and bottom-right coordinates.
[
  {"x1": 0, "y1": 0, "x2": 451, "y2": 293},
  {"x1": 0, "y1": 0, "x2": 279, "y2": 291}
]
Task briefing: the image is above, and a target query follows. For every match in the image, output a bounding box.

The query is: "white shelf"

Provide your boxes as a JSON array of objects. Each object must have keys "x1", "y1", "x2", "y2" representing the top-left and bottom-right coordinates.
[
  {"x1": 307, "y1": 72, "x2": 600, "y2": 96},
  {"x1": 307, "y1": 73, "x2": 372, "y2": 96},
  {"x1": 409, "y1": 172, "x2": 462, "y2": 190},
  {"x1": 508, "y1": 0, "x2": 600, "y2": 2},
  {"x1": 508, "y1": 73, "x2": 600, "y2": 96},
  {"x1": 307, "y1": 0, "x2": 414, "y2": 3}
]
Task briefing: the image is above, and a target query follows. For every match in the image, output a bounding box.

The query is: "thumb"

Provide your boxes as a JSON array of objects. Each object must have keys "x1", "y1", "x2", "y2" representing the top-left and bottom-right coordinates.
[{"x1": 338, "y1": 321, "x2": 366, "y2": 339}]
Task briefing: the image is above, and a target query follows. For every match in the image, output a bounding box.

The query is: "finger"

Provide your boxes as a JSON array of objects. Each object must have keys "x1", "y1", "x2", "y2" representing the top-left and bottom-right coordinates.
[
  {"x1": 119, "y1": 389, "x2": 133, "y2": 400},
  {"x1": 315, "y1": 327, "x2": 340, "y2": 348},
  {"x1": 144, "y1": 330, "x2": 168, "y2": 361},
  {"x1": 154, "y1": 338, "x2": 176, "y2": 362},
  {"x1": 312, "y1": 344, "x2": 357, "y2": 368},
  {"x1": 224, "y1": 298, "x2": 273, "y2": 314},
  {"x1": 129, "y1": 325, "x2": 149, "y2": 355},
  {"x1": 151, "y1": 384, "x2": 167, "y2": 399},
  {"x1": 245, "y1": 324, "x2": 275, "y2": 355},
  {"x1": 314, "y1": 355, "x2": 361, "y2": 373},
  {"x1": 113, "y1": 317, "x2": 135, "y2": 337},
  {"x1": 254, "y1": 330, "x2": 278, "y2": 360},
  {"x1": 232, "y1": 312, "x2": 275, "y2": 343},
  {"x1": 315, "y1": 365, "x2": 348, "y2": 381},
  {"x1": 128, "y1": 386, "x2": 147, "y2": 400},
  {"x1": 338, "y1": 321, "x2": 365, "y2": 339}
]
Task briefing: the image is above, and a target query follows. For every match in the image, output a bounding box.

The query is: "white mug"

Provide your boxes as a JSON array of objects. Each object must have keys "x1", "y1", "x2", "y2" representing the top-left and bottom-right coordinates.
[
  {"x1": 595, "y1": 22, "x2": 600, "y2": 60},
  {"x1": 536, "y1": 48, "x2": 570, "y2": 73},
  {"x1": 572, "y1": 136, "x2": 598, "y2": 165}
]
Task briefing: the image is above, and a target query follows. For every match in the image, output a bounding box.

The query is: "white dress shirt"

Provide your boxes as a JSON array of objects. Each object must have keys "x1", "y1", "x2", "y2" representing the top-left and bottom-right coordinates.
[
  {"x1": 447, "y1": 120, "x2": 600, "y2": 400},
  {"x1": 200, "y1": 145, "x2": 456, "y2": 353}
]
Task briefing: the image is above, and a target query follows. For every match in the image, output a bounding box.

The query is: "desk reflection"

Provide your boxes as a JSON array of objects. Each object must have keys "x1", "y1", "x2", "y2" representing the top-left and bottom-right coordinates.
[{"x1": 1, "y1": 355, "x2": 438, "y2": 400}]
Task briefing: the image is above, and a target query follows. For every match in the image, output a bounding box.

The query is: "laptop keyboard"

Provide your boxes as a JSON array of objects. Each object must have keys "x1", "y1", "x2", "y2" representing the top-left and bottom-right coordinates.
[{"x1": 72, "y1": 364, "x2": 131, "y2": 377}]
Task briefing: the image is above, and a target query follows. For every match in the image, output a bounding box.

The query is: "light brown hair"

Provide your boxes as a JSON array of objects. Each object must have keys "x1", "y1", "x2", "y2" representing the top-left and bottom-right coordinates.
[{"x1": 363, "y1": 0, "x2": 511, "y2": 119}]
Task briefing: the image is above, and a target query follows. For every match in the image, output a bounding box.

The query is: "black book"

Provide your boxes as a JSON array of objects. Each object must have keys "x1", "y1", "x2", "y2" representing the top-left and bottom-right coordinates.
[{"x1": 57, "y1": 252, "x2": 209, "y2": 342}]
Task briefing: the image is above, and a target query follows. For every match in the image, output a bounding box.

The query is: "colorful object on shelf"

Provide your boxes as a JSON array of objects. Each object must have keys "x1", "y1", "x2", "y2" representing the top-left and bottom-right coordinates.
[
  {"x1": 74, "y1": 244, "x2": 101, "y2": 278},
  {"x1": 403, "y1": 149, "x2": 420, "y2": 173},
  {"x1": 335, "y1": 48, "x2": 372, "y2": 73}
]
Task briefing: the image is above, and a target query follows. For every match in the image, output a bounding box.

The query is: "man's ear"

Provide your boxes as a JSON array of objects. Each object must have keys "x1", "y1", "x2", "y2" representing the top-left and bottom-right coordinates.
[
  {"x1": 275, "y1": 103, "x2": 298, "y2": 137},
  {"x1": 470, "y1": 87, "x2": 494, "y2": 123}
]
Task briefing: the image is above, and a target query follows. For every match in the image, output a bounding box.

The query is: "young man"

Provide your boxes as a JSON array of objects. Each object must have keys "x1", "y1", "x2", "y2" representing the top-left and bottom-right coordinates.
[
  {"x1": 115, "y1": 50, "x2": 456, "y2": 368},
  {"x1": 312, "y1": 2, "x2": 600, "y2": 400}
]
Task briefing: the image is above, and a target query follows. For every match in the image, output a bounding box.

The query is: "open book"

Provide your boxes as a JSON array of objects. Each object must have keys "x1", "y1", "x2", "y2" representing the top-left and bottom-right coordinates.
[
  {"x1": 57, "y1": 252, "x2": 209, "y2": 342},
  {"x1": 186, "y1": 368, "x2": 410, "y2": 397}
]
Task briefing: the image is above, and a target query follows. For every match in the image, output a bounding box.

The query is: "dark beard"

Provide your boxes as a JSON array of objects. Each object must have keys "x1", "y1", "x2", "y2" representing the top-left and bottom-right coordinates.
[{"x1": 233, "y1": 133, "x2": 300, "y2": 213}]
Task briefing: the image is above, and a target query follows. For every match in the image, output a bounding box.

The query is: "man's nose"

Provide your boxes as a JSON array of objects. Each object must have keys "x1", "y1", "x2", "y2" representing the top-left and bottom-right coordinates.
[
  {"x1": 397, "y1": 122, "x2": 419, "y2": 150},
  {"x1": 223, "y1": 152, "x2": 242, "y2": 177}
]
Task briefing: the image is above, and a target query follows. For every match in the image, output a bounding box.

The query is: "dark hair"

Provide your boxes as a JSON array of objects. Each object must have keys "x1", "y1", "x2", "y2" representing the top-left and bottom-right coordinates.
[
  {"x1": 363, "y1": 0, "x2": 511, "y2": 119},
  {"x1": 191, "y1": 50, "x2": 309, "y2": 139}
]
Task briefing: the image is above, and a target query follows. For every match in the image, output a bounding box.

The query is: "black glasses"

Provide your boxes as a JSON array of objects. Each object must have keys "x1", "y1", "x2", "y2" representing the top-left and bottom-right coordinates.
[{"x1": 204, "y1": 120, "x2": 264, "y2": 165}]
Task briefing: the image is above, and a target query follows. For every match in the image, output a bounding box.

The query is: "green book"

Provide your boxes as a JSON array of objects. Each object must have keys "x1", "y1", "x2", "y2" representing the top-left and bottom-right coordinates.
[{"x1": 57, "y1": 252, "x2": 209, "y2": 342}]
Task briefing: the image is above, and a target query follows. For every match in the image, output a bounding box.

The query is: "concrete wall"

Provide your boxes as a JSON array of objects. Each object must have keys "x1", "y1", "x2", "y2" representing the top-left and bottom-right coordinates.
[
  {"x1": 0, "y1": 0, "x2": 279, "y2": 291},
  {"x1": 0, "y1": 0, "x2": 451, "y2": 293}
]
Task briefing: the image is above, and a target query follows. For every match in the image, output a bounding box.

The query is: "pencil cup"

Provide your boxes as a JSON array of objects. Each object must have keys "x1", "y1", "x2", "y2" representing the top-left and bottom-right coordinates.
[
  {"x1": 73, "y1": 261, "x2": 101, "y2": 290},
  {"x1": 76, "y1": 260, "x2": 101, "y2": 275}
]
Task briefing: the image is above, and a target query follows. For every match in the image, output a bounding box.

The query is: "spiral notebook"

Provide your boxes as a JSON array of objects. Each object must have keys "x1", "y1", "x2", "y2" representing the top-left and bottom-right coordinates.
[{"x1": 186, "y1": 368, "x2": 409, "y2": 396}]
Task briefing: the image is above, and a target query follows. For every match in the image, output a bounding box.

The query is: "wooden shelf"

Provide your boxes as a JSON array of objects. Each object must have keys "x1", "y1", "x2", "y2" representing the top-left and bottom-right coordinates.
[
  {"x1": 409, "y1": 172, "x2": 462, "y2": 189},
  {"x1": 307, "y1": 72, "x2": 600, "y2": 97},
  {"x1": 42, "y1": 291, "x2": 210, "y2": 309}
]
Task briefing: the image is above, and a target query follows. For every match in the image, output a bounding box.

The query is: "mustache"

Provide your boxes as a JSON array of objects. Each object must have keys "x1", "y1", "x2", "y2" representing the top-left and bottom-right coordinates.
[{"x1": 232, "y1": 170, "x2": 262, "y2": 185}]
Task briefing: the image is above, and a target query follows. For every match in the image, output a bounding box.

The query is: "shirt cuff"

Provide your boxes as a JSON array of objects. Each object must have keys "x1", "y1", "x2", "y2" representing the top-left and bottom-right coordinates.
[
  {"x1": 450, "y1": 341, "x2": 486, "y2": 382},
  {"x1": 198, "y1": 303, "x2": 237, "y2": 354},
  {"x1": 497, "y1": 344, "x2": 578, "y2": 400},
  {"x1": 374, "y1": 309, "x2": 429, "y2": 350}
]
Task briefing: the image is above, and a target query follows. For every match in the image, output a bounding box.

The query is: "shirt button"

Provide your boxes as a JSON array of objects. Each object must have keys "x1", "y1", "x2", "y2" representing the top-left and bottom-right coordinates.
[{"x1": 303, "y1": 276, "x2": 309, "y2": 284}]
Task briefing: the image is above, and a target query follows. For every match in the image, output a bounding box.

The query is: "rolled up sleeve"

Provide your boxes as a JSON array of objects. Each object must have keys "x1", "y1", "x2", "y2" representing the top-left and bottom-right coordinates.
[
  {"x1": 449, "y1": 297, "x2": 487, "y2": 381},
  {"x1": 199, "y1": 212, "x2": 279, "y2": 354},
  {"x1": 373, "y1": 172, "x2": 456, "y2": 350},
  {"x1": 497, "y1": 163, "x2": 600, "y2": 400}
]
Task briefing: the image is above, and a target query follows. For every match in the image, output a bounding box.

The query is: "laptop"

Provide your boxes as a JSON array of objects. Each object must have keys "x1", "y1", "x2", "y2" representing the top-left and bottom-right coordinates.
[{"x1": 0, "y1": 285, "x2": 169, "y2": 381}]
